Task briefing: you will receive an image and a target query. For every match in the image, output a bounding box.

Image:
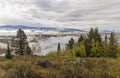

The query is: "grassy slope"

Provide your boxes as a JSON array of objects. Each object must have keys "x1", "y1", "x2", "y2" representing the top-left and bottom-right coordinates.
[{"x1": 0, "y1": 56, "x2": 120, "y2": 78}]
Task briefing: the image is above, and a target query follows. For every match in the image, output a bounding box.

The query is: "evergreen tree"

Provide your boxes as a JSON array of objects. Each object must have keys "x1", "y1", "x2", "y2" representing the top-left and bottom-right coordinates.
[
  {"x1": 16, "y1": 29, "x2": 27, "y2": 55},
  {"x1": 90, "y1": 39, "x2": 104, "y2": 57},
  {"x1": 74, "y1": 40, "x2": 86, "y2": 57},
  {"x1": 24, "y1": 43, "x2": 32, "y2": 55},
  {"x1": 108, "y1": 32, "x2": 118, "y2": 58},
  {"x1": 11, "y1": 29, "x2": 31, "y2": 55},
  {"x1": 66, "y1": 38, "x2": 74, "y2": 49},
  {"x1": 85, "y1": 38, "x2": 91, "y2": 57},
  {"x1": 57, "y1": 42, "x2": 61, "y2": 55},
  {"x1": 78, "y1": 34, "x2": 84, "y2": 43},
  {"x1": 85, "y1": 27, "x2": 102, "y2": 57},
  {"x1": 85, "y1": 28, "x2": 94, "y2": 57},
  {"x1": 87, "y1": 27, "x2": 94, "y2": 41},
  {"x1": 65, "y1": 38, "x2": 75, "y2": 57},
  {"x1": 105, "y1": 33, "x2": 108, "y2": 44},
  {"x1": 102, "y1": 34, "x2": 109, "y2": 57},
  {"x1": 87, "y1": 27, "x2": 101, "y2": 43},
  {"x1": 57, "y1": 42, "x2": 61, "y2": 51},
  {"x1": 5, "y1": 43, "x2": 12, "y2": 59},
  {"x1": 10, "y1": 38, "x2": 17, "y2": 53},
  {"x1": 94, "y1": 27, "x2": 102, "y2": 43},
  {"x1": 103, "y1": 42, "x2": 109, "y2": 57}
]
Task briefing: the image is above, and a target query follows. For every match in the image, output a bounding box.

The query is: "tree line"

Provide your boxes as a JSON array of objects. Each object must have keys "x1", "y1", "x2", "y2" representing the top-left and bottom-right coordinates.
[
  {"x1": 47, "y1": 27, "x2": 119, "y2": 58},
  {"x1": 5, "y1": 28, "x2": 119, "y2": 59}
]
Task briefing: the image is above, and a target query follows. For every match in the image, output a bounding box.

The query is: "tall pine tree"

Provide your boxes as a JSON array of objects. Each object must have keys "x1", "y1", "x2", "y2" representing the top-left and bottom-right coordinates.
[
  {"x1": 85, "y1": 27, "x2": 102, "y2": 57},
  {"x1": 105, "y1": 33, "x2": 108, "y2": 44},
  {"x1": 11, "y1": 29, "x2": 31, "y2": 55},
  {"x1": 108, "y1": 32, "x2": 118, "y2": 58},
  {"x1": 78, "y1": 34, "x2": 84, "y2": 43},
  {"x1": 5, "y1": 43, "x2": 12, "y2": 59},
  {"x1": 57, "y1": 42, "x2": 61, "y2": 55},
  {"x1": 66, "y1": 38, "x2": 74, "y2": 50}
]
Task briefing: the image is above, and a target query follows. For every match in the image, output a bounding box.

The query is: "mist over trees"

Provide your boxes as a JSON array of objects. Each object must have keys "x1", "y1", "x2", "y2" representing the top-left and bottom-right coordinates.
[{"x1": 4, "y1": 28, "x2": 120, "y2": 58}]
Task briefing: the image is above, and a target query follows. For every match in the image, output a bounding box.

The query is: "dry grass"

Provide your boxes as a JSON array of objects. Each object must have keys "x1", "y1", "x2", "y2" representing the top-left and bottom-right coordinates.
[{"x1": 0, "y1": 56, "x2": 120, "y2": 78}]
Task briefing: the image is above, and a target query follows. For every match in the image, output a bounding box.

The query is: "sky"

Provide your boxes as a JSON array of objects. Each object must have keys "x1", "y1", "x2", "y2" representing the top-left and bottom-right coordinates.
[{"x1": 0, "y1": 0, "x2": 120, "y2": 30}]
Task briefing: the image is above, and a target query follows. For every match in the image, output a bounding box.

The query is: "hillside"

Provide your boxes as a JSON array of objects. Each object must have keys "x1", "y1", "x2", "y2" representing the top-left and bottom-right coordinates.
[{"x1": 0, "y1": 56, "x2": 120, "y2": 78}]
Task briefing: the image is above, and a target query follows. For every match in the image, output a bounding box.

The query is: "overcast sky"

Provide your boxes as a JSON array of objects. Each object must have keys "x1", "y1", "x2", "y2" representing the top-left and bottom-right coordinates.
[{"x1": 0, "y1": 0, "x2": 120, "y2": 30}]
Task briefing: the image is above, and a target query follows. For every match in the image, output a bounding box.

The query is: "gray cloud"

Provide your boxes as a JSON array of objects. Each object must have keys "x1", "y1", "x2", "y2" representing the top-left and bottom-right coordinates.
[
  {"x1": 33, "y1": 0, "x2": 54, "y2": 9},
  {"x1": 0, "y1": 0, "x2": 120, "y2": 30}
]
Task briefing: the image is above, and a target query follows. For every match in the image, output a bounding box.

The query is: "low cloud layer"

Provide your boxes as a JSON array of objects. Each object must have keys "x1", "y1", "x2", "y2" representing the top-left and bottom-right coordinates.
[{"x1": 0, "y1": 0, "x2": 120, "y2": 30}]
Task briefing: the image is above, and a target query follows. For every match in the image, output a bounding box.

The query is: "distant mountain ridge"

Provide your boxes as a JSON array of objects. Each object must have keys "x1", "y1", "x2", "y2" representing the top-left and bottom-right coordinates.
[
  {"x1": 0, "y1": 25, "x2": 114, "y2": 33},
  {"x1": 0, "y1": 25, "x2": 85, "y2": 32}
]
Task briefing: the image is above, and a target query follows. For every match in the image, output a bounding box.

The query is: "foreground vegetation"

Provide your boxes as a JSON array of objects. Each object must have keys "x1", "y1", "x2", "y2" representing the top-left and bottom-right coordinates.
[{"x1": 0, "y1": 56, "x2": 120, "y2": 78}]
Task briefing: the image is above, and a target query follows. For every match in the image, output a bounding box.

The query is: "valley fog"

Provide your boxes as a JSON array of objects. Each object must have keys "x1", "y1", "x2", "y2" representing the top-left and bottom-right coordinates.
[
  {"x1": 28, "y1": 35, "x2": 79, "y2": 55},
  {"x1": 0, "y1": 30, "x2": 81, "y2": 55},
  {"x1": 0, "y1": 30, "x2": 120, "y2": 56}
]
